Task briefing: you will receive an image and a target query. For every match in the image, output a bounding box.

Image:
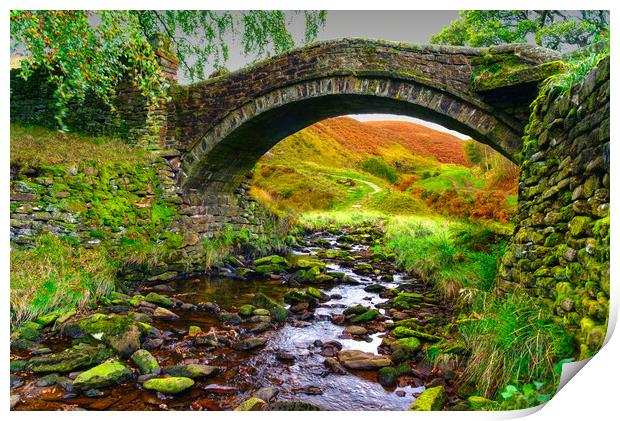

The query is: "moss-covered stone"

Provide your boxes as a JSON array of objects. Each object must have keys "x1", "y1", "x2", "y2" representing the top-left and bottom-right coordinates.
[
  {"x1": 238, "y1": 304, "x2": 255, "y2": 317},
  {"x1": 27, "y1": 343, "x2": 111, "y2": 373},
  {"x1": 377, "y1": 366, "x2": 398, "y2": 387},
  {"x1": 131, "y1": 349, "x2": 160, "y2": 375},
  {"x1": 162, "y1": 364, "x2": 218, "y2": 378},
  {"x1": 253, "y1": 293, "x2": 288, "y2": 322},
  {"x1": 389, "y1": 292, "x2": 423, "y2": 310},
  {"x1": 408, "y1": 385, "x2": 446, "y2": 411},
  {"x1": 14, "y1": 321, "x2": 44, "y2": 341},
  {"x1": 144, "y1": 292, "x2": 173, "y2": 308},
  {"x1": 73, "y1": 361, "x2": 132, "y2": 389},
  {"x1": 234, "y1": 397, "x2": 266, "y2": 411},
  {"x1": 143, "y1": 376, "x2": 194, "y2": 394},
  {"x1": 392, "y1": 326, "x2": 441, "y2": 342},
  {"x1": 351, "y1": 310, "x2": 380, "y2": 323}
]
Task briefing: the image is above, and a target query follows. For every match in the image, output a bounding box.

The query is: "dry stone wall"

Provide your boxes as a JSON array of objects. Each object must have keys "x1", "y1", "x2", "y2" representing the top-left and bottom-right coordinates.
[{"x1": 498, "y1": 57, "x2": 610, "y2": 359}]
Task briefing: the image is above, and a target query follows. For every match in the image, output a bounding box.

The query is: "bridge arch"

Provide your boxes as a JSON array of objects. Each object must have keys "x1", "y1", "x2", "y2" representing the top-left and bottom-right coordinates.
[{"x1": 168, "y1": 39, "x2": 560, "y2": 194}]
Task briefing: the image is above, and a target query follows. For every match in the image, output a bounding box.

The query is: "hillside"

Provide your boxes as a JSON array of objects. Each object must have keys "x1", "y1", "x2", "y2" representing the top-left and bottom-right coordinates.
[
  {"x1": 253, "y1": 116, "x2": 518, "y2": 221},
  {"x1": 301, "y1": 116, "x2": 469, "y2": 166}
]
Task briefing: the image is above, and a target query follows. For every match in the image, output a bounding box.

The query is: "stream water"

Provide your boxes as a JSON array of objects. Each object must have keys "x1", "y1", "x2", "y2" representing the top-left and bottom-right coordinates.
[{"x1": 11, "y1": 228, "x2": 456, "y2": 411}]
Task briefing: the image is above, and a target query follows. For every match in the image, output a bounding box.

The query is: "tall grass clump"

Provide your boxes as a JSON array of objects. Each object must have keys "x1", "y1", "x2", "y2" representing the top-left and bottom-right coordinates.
[
  {"x1": 382, "y1": 219, "x2": 507, "y2": 304},
  {"x1": 10, "y1": 235, "x2": 117, "y2": 327},
  {"x1": 460, "y1": 291, "x2": 573, "y2": 398}
]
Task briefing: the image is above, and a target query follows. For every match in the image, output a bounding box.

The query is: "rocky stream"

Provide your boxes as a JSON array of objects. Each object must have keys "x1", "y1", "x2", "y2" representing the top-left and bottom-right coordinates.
[{"x1": 10, "y1": 226, "x2": 464, "y2": 411}]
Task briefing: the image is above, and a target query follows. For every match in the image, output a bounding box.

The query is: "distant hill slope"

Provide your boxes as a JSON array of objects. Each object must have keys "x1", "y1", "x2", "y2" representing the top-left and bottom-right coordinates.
[{"x1": 308, "y1": 116, "x2": 469, "y2": 166}]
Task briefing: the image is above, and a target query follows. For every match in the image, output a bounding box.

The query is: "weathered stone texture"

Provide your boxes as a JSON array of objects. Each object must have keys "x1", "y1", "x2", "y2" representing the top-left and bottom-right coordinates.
[{"x1": 498, "y1": 57, "x2": 610, "y2": 359}]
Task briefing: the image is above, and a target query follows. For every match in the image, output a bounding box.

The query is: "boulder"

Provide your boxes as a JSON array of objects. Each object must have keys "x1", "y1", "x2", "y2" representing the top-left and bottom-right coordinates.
[
  {"x1": 130, "y1": 350, "x2": 160, "y2": 375},
  {"x1": 377, "y1": 367, "x2": 398, "y2": 387},
  {"x1": 72, "y1": 361, "x2": 132, "y2": 390},
  {"x1": 253, "y1": 255, "x2": 289, "y2": 267},
  {"x1": 390, "y1": 337, "x2": 422, "y2": 362},
  {"x1": 232, "y1": 337, "x2": 267, "y2": 351},
  {"x1": 234, "y1": 397, "x2": 266, "y2": 411},
  {"x1": 253, "y1": 386, "x2": 279, "y2": 402},
  {"x1": 143, "y1": 377, "x2": 194, "y2": 394},
  {"x1": 343, "y1": 325, "x2": 368, "y2": 336},
  {"x1": 324, "y1": 357, "x2": 347, "y2": 375},
  {"x1": 392, "y1": 326, "x2": 441, "y2": 342},
  {"x1": 153, "y1": 307, "x2": 180, "y2": 320},
  {"x1": 27, "y1": 343, "x2": 111, "y2": 373},
  {"x1": 162, "y1": 364, "x2": 218, "y2": 379},
  {"x1": 144, "y1": 292, "x2": 174, "y2": 308},
  {"x1": 408, "y1": 386, "x2": 446, "y2": 411},
  {"x1": 351, "y1": 310, "x2": 380, "y2": 324},
  {"x1": 337, "y1": 349, "x2": 391, "y2": 370},
  {"x1": 253, "y1": 293, "x2": 288, "y2": 322},
  {"x1": 238, "y1": 305, "x2": 255, "y2": 317},
  {"x1": 107, "y1": 324, "x2": 141, "y2": 357}
]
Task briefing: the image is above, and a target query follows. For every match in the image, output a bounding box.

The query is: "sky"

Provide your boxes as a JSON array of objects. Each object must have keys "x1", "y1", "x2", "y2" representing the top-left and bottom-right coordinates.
[{"x1": 200, "y1": 10, "x2": 466, "y2": 139}]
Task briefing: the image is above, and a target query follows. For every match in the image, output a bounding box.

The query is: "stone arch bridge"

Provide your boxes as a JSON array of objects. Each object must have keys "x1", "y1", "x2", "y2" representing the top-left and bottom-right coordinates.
[{"x1": 157, "y1": 39, "x2": 563, "y2": 197}]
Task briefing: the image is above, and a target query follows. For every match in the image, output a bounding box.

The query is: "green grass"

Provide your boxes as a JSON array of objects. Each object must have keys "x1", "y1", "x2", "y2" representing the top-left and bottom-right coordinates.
[
  {"x1": 381, "y1": 217, "x2": 507, "y2": 303},
  {"x1": 459, "y1": 291, "x2": 573, "y2": 398},
  {"x1": 10, "y1": 235, "x2": 118, "y2": 327},
  {"x1": 10, "y1": 123, "x2": 148, "y2": 168},
  {"x1": 411, "y1": 167, "x2": 485, "y2": 192}
]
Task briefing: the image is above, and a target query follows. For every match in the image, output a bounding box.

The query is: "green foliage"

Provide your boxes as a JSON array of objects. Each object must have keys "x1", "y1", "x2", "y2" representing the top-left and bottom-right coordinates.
[
  {"x1": 431, "y1": 10, "x2": 608, "y2": 51},
  {"x1": 10, "y1": 10, "x2": 326, "y2": 128},
  {"x1": 460, "y1": 292, "x2": 573, "y2": 398},
  {"x1": 360, "y1": 157, "x2": 398, "y2": 184}
]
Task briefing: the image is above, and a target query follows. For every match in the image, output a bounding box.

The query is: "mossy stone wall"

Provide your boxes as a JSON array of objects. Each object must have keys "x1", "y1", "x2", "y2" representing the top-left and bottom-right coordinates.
[
  {"x1": 10, "y1": 151, "x2": 271, "y2": 282},
  {"x1": 499, "y1": 57, "x2": 610, "y2": 359}
]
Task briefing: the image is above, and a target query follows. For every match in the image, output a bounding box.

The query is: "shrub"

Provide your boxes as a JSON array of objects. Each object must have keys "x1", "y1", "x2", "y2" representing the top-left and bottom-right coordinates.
[{"x1": 360, "y1": 157, "x2": 398, "y2": 184}]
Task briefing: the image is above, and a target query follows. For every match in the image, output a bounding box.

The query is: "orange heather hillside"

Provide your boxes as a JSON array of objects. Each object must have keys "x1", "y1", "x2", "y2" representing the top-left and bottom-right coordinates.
[{"x1": 308, "y1": 116, "x2": 469, "y2": 166}]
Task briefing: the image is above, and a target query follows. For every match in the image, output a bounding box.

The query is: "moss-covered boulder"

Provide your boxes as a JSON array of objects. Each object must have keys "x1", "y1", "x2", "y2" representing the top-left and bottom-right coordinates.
[
  {"x1": 131, "y1": 350, "x2": 160, "y2": 375},
  {"x1": 144, "y1": 292, "x2": 174, "y2": 308},
  {"x1": 188, "y1": 325, "x2": 202, "y2": 336},
  {"x1": 392, "y1": 326, "x2": 441, "y2": 342},
  {"x1": 73, "y1": 361, "x2": 132, "y2": 390},
  {"x1": 377, "y1": 366, "x2": 398, "y2": 387},
  {"x1": 288, "y1": 255, "x2": 326, "y2": 270},
  {"x1": 390, "y1": 337, "x2": 422, "y2": 362},
  {"x1": 27, "y1": 343, "x2": 111, "y2": 373},
  {"x1": 13, "y1": 321, "x2": 43, "y2": 341},
  {"x1": 162, "y1": 364, "x2": 218, "y2": 379},
  {"x1": 253, "y1": 255, "x2": 289, "y2": 267},
  {"x1": 238, "y1": 304, "x2": 255, "y2": 317},
  {"x1": 253, "y1": 293, "x2": 288, "y2": 323},
  {"x1": 353, "y1": 262, "x2": 373, "y2": 274},
  {"x1": 351, "y1": 310, "x2": 380, "y2": 324},
  {"x1": 234, "y1": 397, "x2": 266, "y2": 411},
  {"x1": 284, "y1": 289, "x2": 318, "y2": 306},
  {"x1": 408, "y1": 386, "x2": 446, "y2": 411},
  {"x1": 389, "y1": 292, "x2": 424, "y2": 310},
  {"x1": 343, "y1": 305, "x2": 369, "y2": 316},
  {"x1": 143, "y1": 377, "x2": 194, "y2": 394}
]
